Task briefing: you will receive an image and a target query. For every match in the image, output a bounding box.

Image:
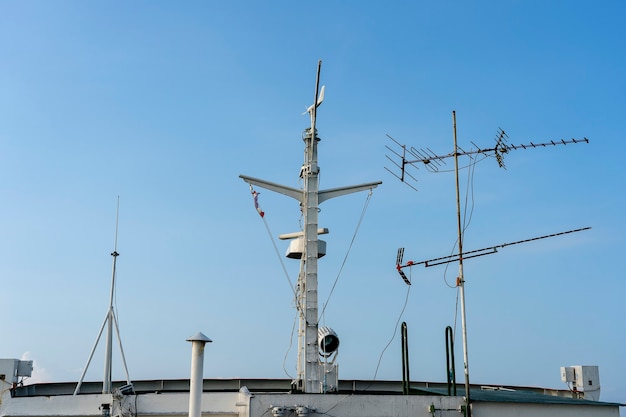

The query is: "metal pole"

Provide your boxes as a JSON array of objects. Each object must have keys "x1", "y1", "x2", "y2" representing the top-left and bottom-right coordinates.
[
  {"x1": 301, "y1": 60, "x2": 323, "y2": 393},
  {"x1": 102, "y1": 249, "x2": 118, "y2": 394},
  {"x1": 453, "y1": 111, "x2": 471, "y2": 415},
  {"x1": 187, "y1": 332, "x2": 212, "y2": 417},
  {"x1": 103, "y1": 308, "x2": 113, "y2": 394}
]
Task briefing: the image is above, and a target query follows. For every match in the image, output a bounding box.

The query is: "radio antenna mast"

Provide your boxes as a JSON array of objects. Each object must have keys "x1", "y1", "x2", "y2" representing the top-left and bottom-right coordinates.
[
  {"x1": 387, "y1": 111, "x2": 589, "y2": 415},
  {"x1": 451, "y1": 111, "x2": 472, "y2": 413},
  {"x1": 74, "y1": 197, "x2": 132, "y2": 395}
]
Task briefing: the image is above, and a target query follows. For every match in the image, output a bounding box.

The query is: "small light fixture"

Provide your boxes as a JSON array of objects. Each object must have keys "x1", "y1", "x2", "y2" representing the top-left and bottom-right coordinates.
[
  {"x1": 318, "y1": 327, "x2": 339, "y2": 356},
  {"x1": 271, "y1": 406, "x2": 287, "y2": 417}
]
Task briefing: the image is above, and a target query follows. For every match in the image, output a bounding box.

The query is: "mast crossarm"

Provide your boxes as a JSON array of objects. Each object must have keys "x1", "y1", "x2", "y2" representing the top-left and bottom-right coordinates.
[
  {"x1": 239, "y1": 175, "x2": 303, "y2": 202},
  {"x1": 319, "y1": 181, "x2": 382, "y2": 204},
  {"x1": 239, "y1": 175, "x2": 382, "y2": 204}
]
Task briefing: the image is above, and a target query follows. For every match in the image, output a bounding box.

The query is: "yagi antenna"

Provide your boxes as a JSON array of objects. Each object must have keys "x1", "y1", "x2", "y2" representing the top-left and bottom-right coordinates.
[
  {"x1": 385, "y1": 128, "x2": 589, "y2": 190},
  {"x1": 395, "y1": 226, "x2": 590, "y2": 282}
]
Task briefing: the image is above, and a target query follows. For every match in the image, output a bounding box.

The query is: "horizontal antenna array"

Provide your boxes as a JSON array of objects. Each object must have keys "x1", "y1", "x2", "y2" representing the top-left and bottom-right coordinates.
[
  {"x1": 385, "y1": 129, "x2": 589, "y2": 190},
  {"x1": 395, "y1": 226, "x2": 590, "y2": 283}
]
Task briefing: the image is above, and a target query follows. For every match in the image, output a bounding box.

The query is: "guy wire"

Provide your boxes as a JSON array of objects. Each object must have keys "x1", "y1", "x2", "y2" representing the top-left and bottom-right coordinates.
[
  {"x1": 259, "y1": 215, "x2": 304, "y2": 318},
  {"x1": 282, "y1": 310, "x2": 298, "y2": 379},
  {"x1": 372, "y1": 273, "x2": 412, "y2": 382},
  {"x1": 462, "y1": 155, "x2": 478, "y2": 235},
  {"x1": 320, "y1": 189, "x2": 374, "y2": 320}
]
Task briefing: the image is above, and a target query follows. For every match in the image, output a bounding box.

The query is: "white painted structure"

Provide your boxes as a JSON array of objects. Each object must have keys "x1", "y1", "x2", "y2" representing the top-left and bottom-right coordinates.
[
  {"x1": 1, "y1": 375, "x2": 621, "y2": 417},
  {"x1": 561, "y1": 365, "x2": 602, "y2": 401},
  {"x1": 187, "y1": 332, "x2": 212, "y2": 417},
  {"x1": 240, "y1": 61, "x2": 381, "y2": 393}
]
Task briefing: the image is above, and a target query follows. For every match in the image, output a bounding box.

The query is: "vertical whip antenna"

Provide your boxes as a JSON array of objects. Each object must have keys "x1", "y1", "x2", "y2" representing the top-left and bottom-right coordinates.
[{"x1": 74, "y1": 196, "x2": 132, "y2": 395}]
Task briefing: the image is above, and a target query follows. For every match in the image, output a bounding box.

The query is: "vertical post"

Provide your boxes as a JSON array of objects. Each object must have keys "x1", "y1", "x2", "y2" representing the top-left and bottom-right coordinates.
[
  {"x1": 401, "y1": 322, "x2": 410, "y2": 395},
  {"x1": 303, "y1": 121, "x2": 321, "y2": 394},
  {"x1": 453, "y1": 111, "x2": 471, "y2": 415},
  {"x1": 296, "y1": 269, "x2": 305, "y2": 388},
  {"x1": 445, "y1": 326, "x2": 457, "y2": 396},
  {"x1": 102, "y1": 247, "x2": 119, "y2": 394},
  {"x1": 102, "y1": 309, "x2": 113, "y2": 394},
  {"x1": 187, "y1": 332, "x2": 212, "y2": 417},
  {"x1": 301, "y1": 60, "x2": 322, "y2": 393}
]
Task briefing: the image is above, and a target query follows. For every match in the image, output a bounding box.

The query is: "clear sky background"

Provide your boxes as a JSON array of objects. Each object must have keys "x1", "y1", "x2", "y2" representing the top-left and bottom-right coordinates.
[{"x1": 1, "y1": 0, "x2": 624, "y2": 406}]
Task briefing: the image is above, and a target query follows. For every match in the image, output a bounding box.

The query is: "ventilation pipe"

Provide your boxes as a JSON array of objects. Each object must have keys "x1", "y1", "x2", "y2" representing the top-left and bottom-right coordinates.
[{"x1": 187, "y1": 332, "x2": 212, "y2": 417}]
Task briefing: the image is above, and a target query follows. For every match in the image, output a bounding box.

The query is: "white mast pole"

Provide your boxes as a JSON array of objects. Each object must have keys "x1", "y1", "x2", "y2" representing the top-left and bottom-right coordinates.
[
  {"x1": 239, "y1": 61, "x2": 380, "y2": 393},
  {"x1": 302, "y1": 59, "x2": 323, "y2": 393},
  {"x1": 102, "y1": 198, "x2": 120, "y2": 394}
]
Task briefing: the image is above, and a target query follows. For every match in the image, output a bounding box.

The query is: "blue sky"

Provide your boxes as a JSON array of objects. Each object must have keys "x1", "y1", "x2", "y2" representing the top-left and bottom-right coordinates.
[{"x1": 1, "y1": 0, "x2": 624, "y2": 405}]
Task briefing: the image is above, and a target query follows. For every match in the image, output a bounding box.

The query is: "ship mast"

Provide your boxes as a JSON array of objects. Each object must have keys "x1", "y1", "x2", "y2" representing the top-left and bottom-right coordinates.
[
  {"x1": 240, "y1": 60, "x2": 381, "y2": 393},
  {"x1": 301, "y1": 62, "x2": 322, "y2": 394}
]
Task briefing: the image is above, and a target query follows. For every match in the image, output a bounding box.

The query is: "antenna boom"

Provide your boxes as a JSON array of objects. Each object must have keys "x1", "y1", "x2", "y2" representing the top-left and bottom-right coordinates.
[
  {"x1": 397, "y1": 226, "x2": 591, "y2": 270},
  {"x1": 385, "y1": 131, "x2": 589, "y2": 190}
]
